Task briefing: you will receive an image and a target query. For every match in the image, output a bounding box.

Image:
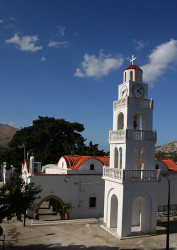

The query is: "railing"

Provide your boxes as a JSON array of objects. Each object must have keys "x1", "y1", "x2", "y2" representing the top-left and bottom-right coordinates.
[
  {"x1": 109, "y1": 129, "x2": 156, "y2": 143},
  {"x1": 114, "y1": 98, "x2": 128, "y2": 109},
  {"x1": 103, "y1": 167, "x2": 122, "y2": 181},
  {"x1": 103, "y1": 167, "x2": 161, "y2": 183},
  {"x1": 109, "y1": 129, "x2": 125, "y2": 142},
  {"x1": 126, "y1": 129, "x2": 157, "y2": 142},
  {"x1": 113, "y1": 97, "x2": 153, "y2": 110}
]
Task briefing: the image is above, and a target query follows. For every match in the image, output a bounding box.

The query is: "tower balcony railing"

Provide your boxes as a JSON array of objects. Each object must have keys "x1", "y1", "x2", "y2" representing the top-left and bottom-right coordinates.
[
  {"x1": 103, "y1": 167, "x2": 161, "y2": 183},
  {"x1": 113, "y1": 97, "x2": 153, "y2": 110},
  {"x1": 109, "y1": 129, "x2": 156, "y2": 143}
]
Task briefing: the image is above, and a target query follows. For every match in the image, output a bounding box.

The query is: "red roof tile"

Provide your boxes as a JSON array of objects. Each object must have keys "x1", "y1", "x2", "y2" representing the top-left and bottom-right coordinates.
[
  {"x1": 58, "y1": 155, "x2": 110, "y2": 170},
  {"x1": 155, "y1": 158, "x2": 177, "y2": 171},
  {"x1": 124, "y1": 64, "x2": 142, "y2": 71}
]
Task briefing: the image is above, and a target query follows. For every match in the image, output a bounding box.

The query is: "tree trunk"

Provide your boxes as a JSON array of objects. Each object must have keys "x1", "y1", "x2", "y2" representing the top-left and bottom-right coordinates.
[{"x1": 23, "y1": 213, "x2": 26, "y2": 227}]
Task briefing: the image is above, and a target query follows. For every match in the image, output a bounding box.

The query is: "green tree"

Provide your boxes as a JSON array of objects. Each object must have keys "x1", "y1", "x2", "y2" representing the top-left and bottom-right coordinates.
[
  {"x1": 0, "y1": 174, "x2": 42, "y2": 226},
  {"x1": 81, "y1": 141, "x2": 109, "y2": 156},
  {"x1": 7, "y1": 116, "x2": 108, "y2": 166},
  {"x1": 8, "y1": 116, "x2": 86, "y2": 165}
]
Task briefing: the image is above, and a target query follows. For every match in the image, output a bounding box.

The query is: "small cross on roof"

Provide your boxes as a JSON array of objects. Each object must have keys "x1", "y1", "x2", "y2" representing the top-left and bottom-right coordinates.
[{"x1": 130, "y1": 55, "x2": 136, "y2": 65}]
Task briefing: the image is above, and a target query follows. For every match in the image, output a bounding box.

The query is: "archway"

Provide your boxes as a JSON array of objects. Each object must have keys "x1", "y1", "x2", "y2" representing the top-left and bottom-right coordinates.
[
  {"x1": 131, "y1": 195, "x2": 150, "y2": 235},
  {"x1": 117, "y1": 112, "x2": 124, "y2": 130},
  {"x1": 132, "y1": 147, "x2": 139, "y2": 170},
  {"x1": 110, "y1": 194, "x2": 118, "y2": 229},
  {"x1": 133, "y1": 113, "x2": 143, "y2": 130},
  {"x1": 37, "y1": 195, "x2": 64, "y2": 221},
  {"x1": 114, "y1": 147, "x2": 118, "y2": 168},
  {"x1": 119, "y1": 147, "x2": 122, "y2": 169}
]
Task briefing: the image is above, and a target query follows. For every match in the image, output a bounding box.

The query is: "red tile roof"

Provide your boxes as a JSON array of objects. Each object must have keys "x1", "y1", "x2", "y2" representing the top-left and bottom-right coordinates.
[
  {"x1": 58, "y1": 155, "x2": 110, "y2": 170},
  {"x1": 155, "y1": 158, "x2": 177, "y2": 171},
  {"x1": 124, "y1": 64, "x2": 142, "y2": 71}
]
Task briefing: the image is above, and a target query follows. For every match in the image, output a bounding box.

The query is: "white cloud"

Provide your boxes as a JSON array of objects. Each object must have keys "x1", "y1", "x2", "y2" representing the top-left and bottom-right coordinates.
[
  {"x1": 41, "y1": 56, "x2": 46, "y2": 62},
  {"x1": 74, "y1": 50, "x2": 124, "y2": 79},
  {"x1": 141, "y1": 39, "x2": 177, "y2": 83},
  {"x1": 133, "y1": 39, "x2": 146, "y2": 50},
  {"x1": 57, "y1": 25, "x2": 66, "y2": 36},
  {"x1": 0, "y1": 19, "x2": 4, "y2": 24},
  {"x1": 48, "y1": 40, "x2": 68, "y2": 48},
  {"x1": 5, "y1": 33, "x2": 42, "y2": 52}
]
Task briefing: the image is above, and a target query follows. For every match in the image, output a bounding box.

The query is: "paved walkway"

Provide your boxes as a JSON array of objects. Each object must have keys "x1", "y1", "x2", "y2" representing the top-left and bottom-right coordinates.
[{"x1": 1, "y1": 216, "x2": 177, "y2": 249}]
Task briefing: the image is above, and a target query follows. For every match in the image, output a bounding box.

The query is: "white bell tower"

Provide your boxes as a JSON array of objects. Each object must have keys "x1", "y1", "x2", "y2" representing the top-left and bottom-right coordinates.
[{"x1": 102, "y1": 56, "x2": 161, "y2": 238}]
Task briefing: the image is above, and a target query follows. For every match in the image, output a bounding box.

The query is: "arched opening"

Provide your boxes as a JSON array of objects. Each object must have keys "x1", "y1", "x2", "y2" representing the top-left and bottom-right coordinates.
[
  {"x1": 140, "y1": 147, "x2": 147, "y2": 170},
  {"x1": 118, "y1": 112, "x2": 124, "y2": 130},
  {"x1": 130, "y1": 71, "x2": 133, "y2": 81},
  {"x1": 119, "y1": 148, "x2": 122, "y2": 169},
  {"x1": 131, "y1": 196, "x2": 148, "y2": 235},
  {"x1": 37, "y1": 195, "x2": 64, "y2": 221},
  {"x1": 132, "y1": 147, "x2": 139, "y2": 170},
  {"x1": 114, "y1": 147, "x2": 118, "y2": 168},
  {"x1": 110, "y1": 194, "x2": 118, "y2": 229},
  {"x1": 90, "y1": 164, "x2": 94, "y2": 170},
  {"x1": 133, "y1": 113, "x2": 143, "y2": 130},
  {"x1": 125, "y1": 72, "x2": 126, "y2": 82}
]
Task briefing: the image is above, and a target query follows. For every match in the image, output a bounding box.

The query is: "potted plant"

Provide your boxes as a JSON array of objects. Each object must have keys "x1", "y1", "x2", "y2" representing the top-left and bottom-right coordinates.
[
  {"x1": 31, "y1": 203, "x2": 39, "y2": 220},
  {"x1": 60, "y1": 203, "x2": 73, "y2": 220}
]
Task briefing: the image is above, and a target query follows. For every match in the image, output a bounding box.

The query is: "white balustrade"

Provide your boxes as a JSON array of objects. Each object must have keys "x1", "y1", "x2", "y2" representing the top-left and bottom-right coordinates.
[
  {"x1": 109, "y1": 129, "x2": 156, "y2": 143},
  {"x1": 113, "y1": 97, "x2": 153, "y2": 110},
  {"x1": 103, "y1": 167, "x2": 161, "y2": 183},
  {"x1": 109, "y1": 130, "x2": 126, "y2": 142},
  {"x1": 113, "y1": 97, "x2": 128, "y2": 109},
  {"x1": 126, "y1": 129, "x2": 156, "y2": 142},
  {"x1": 103, "y1": 167, "x2": 122, "y2": 181}
]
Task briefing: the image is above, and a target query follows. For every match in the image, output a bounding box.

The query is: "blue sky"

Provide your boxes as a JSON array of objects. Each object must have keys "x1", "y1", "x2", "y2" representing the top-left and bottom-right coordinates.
[{"x1": 0, "y1": 0, "x2": 177, "y2": 151}]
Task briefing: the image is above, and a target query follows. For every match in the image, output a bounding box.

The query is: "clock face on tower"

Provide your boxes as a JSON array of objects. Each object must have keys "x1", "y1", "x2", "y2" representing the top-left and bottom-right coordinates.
[
  {"x1": 120, "y1": 85, "x2": 128, "y2": 98},
  {"x1": 132, "y1": 84, "x2": 144, "y2": 98}
]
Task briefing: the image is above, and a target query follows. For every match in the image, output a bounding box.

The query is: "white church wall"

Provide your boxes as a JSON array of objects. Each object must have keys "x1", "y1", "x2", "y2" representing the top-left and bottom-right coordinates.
[
  {"x1": 79, "y1": 158, "x2": 103, "y2": 172},
  {"x1": 157, "y1": 175, "x2": 177, "y2": 206},
  {"x1": 31, "y1": 174, "x2": 104, "y2": 219}
]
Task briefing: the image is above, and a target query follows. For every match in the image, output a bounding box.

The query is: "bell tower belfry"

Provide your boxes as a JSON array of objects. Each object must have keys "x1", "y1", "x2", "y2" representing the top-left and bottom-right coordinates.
[{"x1": 102, "y1": 56, "x2": 161, "y2": 238}]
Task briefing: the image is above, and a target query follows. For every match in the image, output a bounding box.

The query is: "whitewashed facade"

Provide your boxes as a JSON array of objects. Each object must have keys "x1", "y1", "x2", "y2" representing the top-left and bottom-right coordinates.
[
  {"x1": 103, "y1": 56, "x2": 163, "y2": 238},
  {"x1": 22, "y1": 155, "x2": 109, "y2": 219}
]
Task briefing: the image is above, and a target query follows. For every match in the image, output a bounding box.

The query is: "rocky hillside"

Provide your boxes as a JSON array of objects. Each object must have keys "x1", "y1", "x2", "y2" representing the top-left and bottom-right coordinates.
[
  {"x1": 155, "y1": 141, "x2": 177, "y2": 153},
  {"x1": 0, "y1": 124, "x2": 19, "y2": 151}
]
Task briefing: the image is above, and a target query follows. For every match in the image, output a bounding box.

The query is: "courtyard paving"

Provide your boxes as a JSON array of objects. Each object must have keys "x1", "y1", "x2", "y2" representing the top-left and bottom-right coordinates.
[{"x1": 0, "y1": 216, "x2": 177, "y2": 250}]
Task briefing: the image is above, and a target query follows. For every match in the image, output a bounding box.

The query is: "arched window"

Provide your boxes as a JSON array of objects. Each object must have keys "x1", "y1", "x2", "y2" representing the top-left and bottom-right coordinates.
[
  {"x1": 132, "y1": 147, "x2": 139, "y2": 170},
  {"x1": 130, "y1": 71, "x2": 133, "y2": 81},
  {"x1": 156, "y1": 165, "x2": 159, "y2": 170},
  {"x1": 114, "y1": 147, "x2": 118, "y2": 168},
  {"x1": 90, "y1": 164, "x2": 94, "y2": 170},
  {"x1": 119, "y1": 148, "x2": 122, "y2": 169},
  {"x1": 125, "y1": 72, "x2": 126, "y2": 82},
  {"x1": 133, "y1": 113, "x2": 143, "y2": 130},
  {"x1": 118, "y1": 112, "x2": 124, "y2": 130}
]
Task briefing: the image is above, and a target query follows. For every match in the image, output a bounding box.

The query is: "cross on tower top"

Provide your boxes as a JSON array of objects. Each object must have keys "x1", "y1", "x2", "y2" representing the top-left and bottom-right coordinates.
[{"x1": 130, "y1": 55, "x2": 136, "y2": 65}]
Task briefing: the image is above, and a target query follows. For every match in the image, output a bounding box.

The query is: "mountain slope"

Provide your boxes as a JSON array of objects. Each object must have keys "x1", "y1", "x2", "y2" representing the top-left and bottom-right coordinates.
[
  {"x1": 0, "y1": 124, "x2": 19, "y2": 151},
  {"x1": 155, "y1": 141, "x2": 177, "y2": 153}
]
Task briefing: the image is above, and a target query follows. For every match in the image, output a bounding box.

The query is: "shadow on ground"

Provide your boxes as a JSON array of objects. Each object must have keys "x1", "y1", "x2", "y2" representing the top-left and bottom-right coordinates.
[
  {"x1": 4, "y1": 243, "x2": 177, "y2": 250},
  {"x1": 3, "y1": 244, "x2": 140, "y2": 250},
  {"x1": 157, "y1": 219, "x2": 177, "y2": 235}
]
